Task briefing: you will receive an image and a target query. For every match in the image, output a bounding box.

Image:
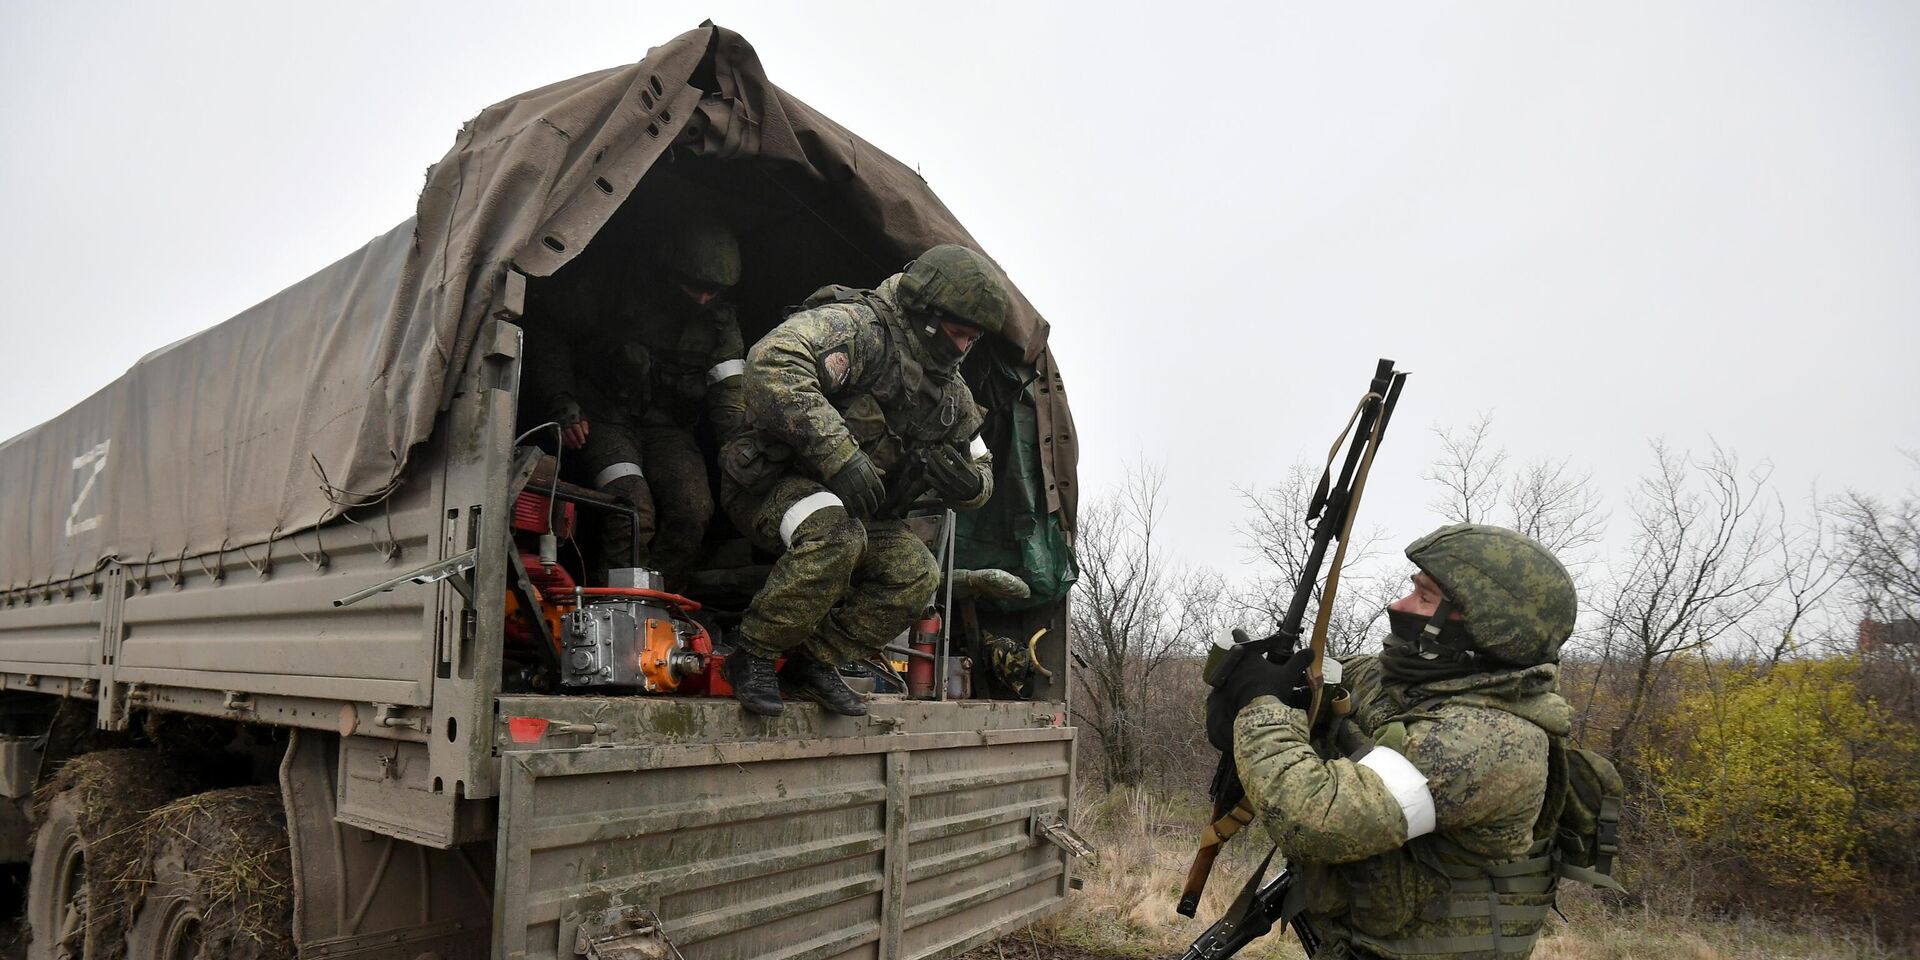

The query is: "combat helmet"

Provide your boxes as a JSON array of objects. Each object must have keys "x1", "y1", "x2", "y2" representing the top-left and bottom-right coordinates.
[
  {"x1": 1403, "y1": 523, "x2": 1577, "y2": 666},
  {"x1": 897, "y1": 244, "x2": 1008, "y2": 336},
  {"x1": 656, "y1": 217, "x2": 741, "y2": 289}
]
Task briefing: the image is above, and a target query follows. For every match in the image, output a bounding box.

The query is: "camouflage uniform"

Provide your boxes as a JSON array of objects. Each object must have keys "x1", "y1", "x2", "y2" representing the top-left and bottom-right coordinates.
[
  {"x1": 522, "y1": 224, "x2": 747, "y2": 575},
  {"x1": 719, "y1": 271, "x2": 995, "y2": 665},
  {"x1": 1231, "y1": 525, "x2": 1579, "y2": 959}
]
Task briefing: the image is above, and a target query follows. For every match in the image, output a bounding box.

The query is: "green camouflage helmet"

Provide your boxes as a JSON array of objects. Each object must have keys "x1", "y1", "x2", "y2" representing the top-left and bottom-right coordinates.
[
  {"x1": 1404, "y1": 523, "x2": 1577, "y2": 666},
  {"x1": 896, "y1": 244, "x2": 1008, "y2": 335},
  {"x1": 656, "y1": 217, "x2": 741, "y2": 288}
]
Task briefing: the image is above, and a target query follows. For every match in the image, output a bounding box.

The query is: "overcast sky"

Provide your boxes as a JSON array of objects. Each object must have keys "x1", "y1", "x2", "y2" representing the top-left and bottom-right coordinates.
[{"x1": 3, "y1": 2, "x2": 1916, "y2": 586}]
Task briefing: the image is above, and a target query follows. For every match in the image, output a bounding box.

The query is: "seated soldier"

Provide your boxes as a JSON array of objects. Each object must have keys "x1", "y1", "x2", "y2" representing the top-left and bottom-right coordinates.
[{"x1": 522, "y1": 218, "x2": 748, "y2": 578}]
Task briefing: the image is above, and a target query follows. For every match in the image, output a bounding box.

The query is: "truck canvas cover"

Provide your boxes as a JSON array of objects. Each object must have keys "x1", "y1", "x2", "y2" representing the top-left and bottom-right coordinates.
[{"x1": 0, "y1": 23, "x2": 1076, "y2": 592}]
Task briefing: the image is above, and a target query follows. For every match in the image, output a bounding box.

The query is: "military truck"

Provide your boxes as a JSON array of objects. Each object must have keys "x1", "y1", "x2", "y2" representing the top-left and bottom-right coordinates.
[{"x1": 0, "y1": 24, "x2": 1081, "y2": 960}]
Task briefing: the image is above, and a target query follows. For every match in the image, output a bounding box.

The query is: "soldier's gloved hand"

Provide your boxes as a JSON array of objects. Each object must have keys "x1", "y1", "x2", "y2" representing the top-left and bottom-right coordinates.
[
  {"x1": 924, "y1": 443, "x2": 985, "y2": 503},
  {"x1": 828, "y1": 452, "x2": 885, "y2": 518},
  {"x1": 1204, "y1": 647, "x2": 1313, "y2": 752}
]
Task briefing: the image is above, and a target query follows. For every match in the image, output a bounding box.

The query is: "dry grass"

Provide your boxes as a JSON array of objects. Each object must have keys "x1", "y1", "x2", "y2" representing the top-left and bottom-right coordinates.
[
  {"x1": 1020, "y1": 786, "x2": 1898, "y2": 960},
  {"x1": 31, "y1": 749, "x2": 204, "y2": 960},
  {"x1": 122, "y1": 786, "x2": 293, "y2": 959},
  {"x1": 1031, "y1": 785, "x2": 1307, "y2": 959}
]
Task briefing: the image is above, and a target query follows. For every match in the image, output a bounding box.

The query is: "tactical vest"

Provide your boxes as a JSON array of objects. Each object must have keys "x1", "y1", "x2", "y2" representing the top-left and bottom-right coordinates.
[
  {"x1": 1313, "y1": 707, "x2": 1623, "y2": 959},
  {"x1": 797, "y1": 285, "x2": 980, "y2": 477}
]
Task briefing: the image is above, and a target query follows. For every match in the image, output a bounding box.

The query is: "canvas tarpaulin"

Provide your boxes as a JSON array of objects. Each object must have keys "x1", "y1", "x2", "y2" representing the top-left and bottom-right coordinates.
[{"x1": 0, "y1": 23, "x2": 1075, "y2": 591}]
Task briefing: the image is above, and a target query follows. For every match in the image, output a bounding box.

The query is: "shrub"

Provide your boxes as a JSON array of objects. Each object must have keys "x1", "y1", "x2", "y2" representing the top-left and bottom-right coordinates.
[{"x1": 1650, "y1": 658, "x2": 1920, "y2": 914}]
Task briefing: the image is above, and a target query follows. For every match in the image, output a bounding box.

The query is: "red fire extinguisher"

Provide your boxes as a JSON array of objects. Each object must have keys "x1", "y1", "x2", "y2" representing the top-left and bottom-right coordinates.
[{"x1": 908, "y1": 611, "x2": 940, "y2": 698}]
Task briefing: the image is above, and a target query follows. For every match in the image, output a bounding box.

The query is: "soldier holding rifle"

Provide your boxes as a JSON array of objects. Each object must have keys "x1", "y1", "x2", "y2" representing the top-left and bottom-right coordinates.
[
  {"x1": 1203, "y1": 524, "x2": 1581, "y2": 960},
  {"x1": 1178, "y1": 359, "x2": 1615, "y2": 960}
]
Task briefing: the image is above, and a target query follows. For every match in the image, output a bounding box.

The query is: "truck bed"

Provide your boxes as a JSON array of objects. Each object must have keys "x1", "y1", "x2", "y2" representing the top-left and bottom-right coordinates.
[{"x1": 490, "y1": 695, "x2": 1076, "y2": 960}]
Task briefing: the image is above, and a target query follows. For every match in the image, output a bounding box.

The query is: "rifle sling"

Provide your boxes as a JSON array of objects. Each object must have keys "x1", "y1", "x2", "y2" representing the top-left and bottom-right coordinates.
[
  {"x1": 1306, "y1": 389, "x2": 1387, "y2": 723},
  {"x1": 1199, "y1": 799, "x2": 1256, "y2": 849}
]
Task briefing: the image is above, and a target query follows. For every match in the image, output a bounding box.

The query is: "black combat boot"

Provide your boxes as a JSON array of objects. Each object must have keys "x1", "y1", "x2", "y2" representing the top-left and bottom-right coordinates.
[
  {"x1": 724, "y1": 651, "x2": 784, "y2": 717},
  {"x1": 779, "y1": 654, "x2": 869, "y2": 717}
]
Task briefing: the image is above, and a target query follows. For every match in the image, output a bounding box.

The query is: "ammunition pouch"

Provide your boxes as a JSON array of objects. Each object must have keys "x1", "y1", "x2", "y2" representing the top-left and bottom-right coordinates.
[{"x1": 719, "y1": 434, "x2": 794, "y2": 497}]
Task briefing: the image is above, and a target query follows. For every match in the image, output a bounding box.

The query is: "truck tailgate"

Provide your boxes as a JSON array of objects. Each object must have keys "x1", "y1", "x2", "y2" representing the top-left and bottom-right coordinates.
[{"x1": 491, "y1": 696, "x2": 1076, "y2": 960}]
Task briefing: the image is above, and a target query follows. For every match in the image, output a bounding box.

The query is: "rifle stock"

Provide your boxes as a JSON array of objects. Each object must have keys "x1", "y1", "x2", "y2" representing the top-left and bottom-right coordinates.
[
  {"x1": 1173, "y1": 358, "x2": 1407, "y2": 951},
  {"x1": 1175, "y1": 746, "x2": 1242, "y2": 914}
]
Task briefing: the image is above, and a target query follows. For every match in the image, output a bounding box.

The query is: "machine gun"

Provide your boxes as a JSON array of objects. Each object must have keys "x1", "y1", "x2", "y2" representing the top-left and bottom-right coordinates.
[
  {"x1": 1175, "y1": 849, "x2": 1320, "y2": 960},
  {"x1": 1172, "y1": 358, "x2": 1407, "y2": 956}
]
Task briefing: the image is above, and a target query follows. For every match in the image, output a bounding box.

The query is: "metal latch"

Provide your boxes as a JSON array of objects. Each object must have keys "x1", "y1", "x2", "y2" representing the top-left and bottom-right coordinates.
[
  {"x1": 574, "y1": 907, "x2": 683, "y2": 960},
  {"x1": 332, "y1": 549, "x2": 477, "y2": 607},
  {"x1": 1030, "y1": 812, "x2": 1094, "y2": 860},
  {"x1": 372, "y1": 703, "x2": 423, "y2": 732}
]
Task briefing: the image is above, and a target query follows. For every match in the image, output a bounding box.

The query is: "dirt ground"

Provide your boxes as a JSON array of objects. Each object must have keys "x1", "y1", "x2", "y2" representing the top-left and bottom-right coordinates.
[
  {"x1": 0, "y1": 892, "x2": 1104, "y2": 960},
  {"x1": 961, "y1": 931, "x2": 1139, "y2": 960},
  {"x1": 0, "y1": 864, "x2": 23, "y2": 960}
]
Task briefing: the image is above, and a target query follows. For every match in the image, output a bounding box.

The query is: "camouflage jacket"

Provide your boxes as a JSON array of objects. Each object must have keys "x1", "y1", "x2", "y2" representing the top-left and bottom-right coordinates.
[
  {"x1": 522, "y1": 277, "x2": 747, "y2": 437},
  {"x1": 729, "y1": 275, "x2": 992, "y2": 508},
  {"x1": 1233, "y1": 654, "x2": 1573, "y2": 959}
]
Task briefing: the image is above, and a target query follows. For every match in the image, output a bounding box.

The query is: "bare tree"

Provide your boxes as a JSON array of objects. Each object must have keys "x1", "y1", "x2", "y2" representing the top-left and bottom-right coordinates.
[
  {"x1": 1233, "y1": 462, "x2": 1393, "y2": 659},
  {"x1": 1835, "y1": 463, "x2": 1920, "y2": 715},
  {"x1": 1597, "y1": 441, "x2": 1779, "y2": 757},
  {"x1": 1737, "y1": 493, "x2": 1849, "y2": 665},
  {"x1": 1836, "y1": 471, "x2": 1920, "y2": 631},
  {"x1": 1068, "y1": 464, "x2": 1218, "y2": 789},
  {"x1": 1425, "y1": 413, "x2": 1508, "y2": 524},
  {"x1": 1506, "y1": 456, "x2": 1609, "y2": 564},
  {"x1": 1425, "y1": 413, "x2": 1607, "y2": 569}
]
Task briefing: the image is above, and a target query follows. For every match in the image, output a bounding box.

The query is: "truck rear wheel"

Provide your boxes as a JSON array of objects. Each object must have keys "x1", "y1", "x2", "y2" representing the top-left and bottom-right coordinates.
[
  {"x1": 25, "y1": 794, "x2": 86, "y2": 960},
  {"x1": 27, "y1": 749, "x2": 202, "y2": 960},
  {"x1": 123, "y1": 786, "x2": 293, "y2": 960}
]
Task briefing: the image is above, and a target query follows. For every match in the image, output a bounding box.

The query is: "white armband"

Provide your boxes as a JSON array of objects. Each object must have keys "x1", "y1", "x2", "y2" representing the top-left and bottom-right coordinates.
[
  {"x1": 1357, "y1": 746, "x2": 1437, "y2": 840},
  {"x1": 779, "y1": 491, "x2": 845, "y2": 547},
  {"x1": 594, "y1": 461, "x2": 644, "y2": 487}
]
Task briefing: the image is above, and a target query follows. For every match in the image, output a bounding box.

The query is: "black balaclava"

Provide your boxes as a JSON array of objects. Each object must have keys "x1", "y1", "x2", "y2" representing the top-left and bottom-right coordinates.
[
  {"x1": 901, "y1": 308, "x2": 970, "y2": 375},
  {"x1": 1381, "y1": 600, "x2": 1482, "y2": 685}
]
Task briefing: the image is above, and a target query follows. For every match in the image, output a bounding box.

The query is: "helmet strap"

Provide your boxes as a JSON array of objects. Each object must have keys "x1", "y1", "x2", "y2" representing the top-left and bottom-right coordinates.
[{"x1": 1417, "y1": 600, "x2": 1477, "y2": 661}]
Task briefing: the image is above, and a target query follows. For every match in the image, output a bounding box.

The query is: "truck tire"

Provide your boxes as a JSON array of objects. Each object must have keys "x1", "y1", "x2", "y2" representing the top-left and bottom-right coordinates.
[
  {"x1": 26, "y1": 750, "x2": 202, "y2": 960},
  {"x1": 123, "y1": 786, "x2": 292, "y2": 960}
]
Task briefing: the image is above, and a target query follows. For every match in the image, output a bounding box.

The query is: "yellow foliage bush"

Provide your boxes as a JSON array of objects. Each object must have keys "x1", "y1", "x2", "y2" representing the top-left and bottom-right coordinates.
[{"x1": 1650, "y1": 657, "x2": 1920, "y2": 906}]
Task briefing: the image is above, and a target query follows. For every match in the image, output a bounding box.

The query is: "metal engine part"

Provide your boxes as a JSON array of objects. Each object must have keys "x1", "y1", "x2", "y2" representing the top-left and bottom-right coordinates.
[
  {"x1": 561, "y1": 599, "x2": 704, "y2": 691},
  {"x1": 605, "y1": 568, "x2": 664, "y2": 590}
]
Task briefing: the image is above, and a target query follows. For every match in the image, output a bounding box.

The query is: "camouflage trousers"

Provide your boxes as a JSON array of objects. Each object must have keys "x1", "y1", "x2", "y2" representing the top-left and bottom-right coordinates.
[
  {"x1": 721, "y1": 472, "x2": 940, "y2": 664},
  {"x1": 579, "y1": 422, "x2": 713, "y2": 576}
]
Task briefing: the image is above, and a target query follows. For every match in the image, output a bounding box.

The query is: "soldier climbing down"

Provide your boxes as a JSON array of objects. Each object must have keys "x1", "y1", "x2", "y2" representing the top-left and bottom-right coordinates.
[{"x1": 718, "y1": 244, "x2": 1006, "y2": 717}]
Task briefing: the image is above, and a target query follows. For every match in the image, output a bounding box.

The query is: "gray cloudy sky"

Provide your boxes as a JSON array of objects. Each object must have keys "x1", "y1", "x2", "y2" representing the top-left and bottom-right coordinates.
[{"x1": 3, "y1": 2, "x2": 1916, "y2": 579}]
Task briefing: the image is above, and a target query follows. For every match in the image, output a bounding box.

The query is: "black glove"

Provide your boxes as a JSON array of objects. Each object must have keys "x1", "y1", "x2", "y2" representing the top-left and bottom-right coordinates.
[
  {"x1": 828, "y1": 452, "x2": 885, "y2": 518},
  {"x1": 924, "y1": 443, "x2": 984, "y2": 503},
  {"x1": 1205, "y1": 646, "x2": 1313, "y2": 752}
]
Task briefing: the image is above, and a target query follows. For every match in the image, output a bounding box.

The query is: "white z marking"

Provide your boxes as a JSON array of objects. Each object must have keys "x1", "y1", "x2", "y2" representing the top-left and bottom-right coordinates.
[{"x1": 66, "y1": 440, "x2": 110, "y2": 537}]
